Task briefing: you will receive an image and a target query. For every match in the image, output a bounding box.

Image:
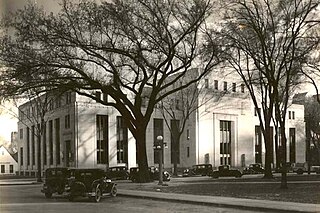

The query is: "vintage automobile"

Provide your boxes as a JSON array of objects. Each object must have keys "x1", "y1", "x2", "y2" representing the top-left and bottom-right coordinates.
[
  {"x1": 105, "y1": 166, "x2": 129, "y2": 180},
  {"x1": 211, "y1": 165, "x2": 242, "y2": 178},
  {"x1": 242, "y1": 163, "x2": 265, "y2": 175},
  {"x1": 129, "y1": 166, "x2": 170, "y2": 182},
  {"x1": 183, "y1": 164, "x2": 213, "y2": 177},
  {"x1": 65, "y1": 168, "x2": 117, "y2": 202},
  {"x1": 41, "y1": 167, "x2": 70, "y2": 198}
]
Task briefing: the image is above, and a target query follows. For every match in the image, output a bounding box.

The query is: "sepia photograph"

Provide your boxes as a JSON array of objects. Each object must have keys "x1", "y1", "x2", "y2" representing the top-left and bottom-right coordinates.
[{"x1": 0, "y1": 0, "x2": 319, "y2": 212}]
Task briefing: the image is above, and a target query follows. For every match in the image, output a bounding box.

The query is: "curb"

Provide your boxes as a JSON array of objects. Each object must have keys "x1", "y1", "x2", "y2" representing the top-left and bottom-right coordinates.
[
  {"x1": 117, "y1": 189, "x2": 320, "y2": 213},
  {"x1": 0, "y1": 181, "x2": 41, "y2": 186}
]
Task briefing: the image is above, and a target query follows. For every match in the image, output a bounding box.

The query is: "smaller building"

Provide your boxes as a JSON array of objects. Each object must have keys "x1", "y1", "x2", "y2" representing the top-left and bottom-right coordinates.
[{"x1": 0, "y1": 145, "x2": 18, "y2": 175}]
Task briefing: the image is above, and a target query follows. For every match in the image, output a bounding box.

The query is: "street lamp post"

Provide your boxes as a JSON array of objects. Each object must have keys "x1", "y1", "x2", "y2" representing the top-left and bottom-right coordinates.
[{"x1": 156, "y1": 135, "x2": 163, "y2": 185}]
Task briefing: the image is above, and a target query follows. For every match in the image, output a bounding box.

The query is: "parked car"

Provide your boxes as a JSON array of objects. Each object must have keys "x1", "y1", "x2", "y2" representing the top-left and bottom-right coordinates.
[
  {"x1": 106, "y1": 166, "x2": 129, "y2": 180},
  {"x1": 65, "y1": 168, "x2": 117, "y2": 202},
  {"x1": 41, "y1": 167, "x2": 70, "y2": 198},
  {"x1": 243, "y1": 163, "x2": 265, "y2": 175},
  {"x1": 274, "y1": 162, "x2": 293, "y2": 173},
  {"x1": 129, "y1": 166, "x2": 170, "y2": 182},
  {"x1": 183, "y1": 164, "x2": 213, "y2": 177},
  {"x1": 292, "y1": 162, "x2": 320, "y2": 174},
  {"x1": 212, "y1": 165, "x2": 242, "y2": 178}
]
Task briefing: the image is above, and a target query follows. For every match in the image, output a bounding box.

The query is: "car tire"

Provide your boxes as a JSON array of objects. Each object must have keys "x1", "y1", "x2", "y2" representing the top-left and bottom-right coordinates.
[
  {"x1": 296, "y1": 169, "x2": 304, "y2": 175},
  {"x1": 45, "y1": 192, "x2": 52, "y2": 198},
  {"x1": 110, "y1": 186, "x2": 117, "y2": 197},
  {"x1": 91, "y1": 187, "x2": 102, "y2": 203}
]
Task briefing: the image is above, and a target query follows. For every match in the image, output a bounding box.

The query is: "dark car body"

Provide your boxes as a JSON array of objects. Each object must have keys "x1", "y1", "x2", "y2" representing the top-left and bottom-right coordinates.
[
  {"x1": 106, "y1": 166, "x2": 129, "y2": 180},
  {"x1": 65, "y1": 168, "x2": 117, "y2": 202},
  {"x1": 212, "y1": 165, "x2": 242, "y2": 178},
  {"x1": 183, "y1": 164, "x2": 213, "y2": 177},
  {"x1": 129, "y1": 166, "x2": 170, "y2": 182},
  {"x1": 41, "y1": 167, "x2": 70, "y2": 198},
  {"x1": 243, "y1": 163, "x2": 265, "y2": 175}
]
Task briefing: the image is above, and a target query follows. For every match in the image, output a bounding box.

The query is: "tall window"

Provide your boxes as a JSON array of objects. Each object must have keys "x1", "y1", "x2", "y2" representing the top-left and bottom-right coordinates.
[
  {"x1": 117, "y1": 116, "x2": 128, "y2": 164},
  {"x1": 214, "y1": 80, "x2": 218, "y2": 90},
  {"x1": 27, "y1": 127, "x2": 30, "y2": 166},
  {"x1": 232, "y1": 83, "x2": 236, "y2": 92},
  {"x1": 95, "y1": 91, "x2": 101, "y2": 102},
  {"x1": 31, "y1": 126, "x2": 35, "y2": 165},
  {"x1": 220, "y1": 120, "x2": 231, "y2": 165},
  {"x1": 55, "y1": 118, "x2": 60, "y2": 165},
  {"x1": 154, "y1": 119, "x2": 164, "y2": 164},
  {"x1": 49, "y1": 120, "x2": 53, "y2": 165},
  {"x1": 289, "y1": 128, "x2": 296, "y2": 163},
  {"x1": 171, "y1": 120, "x2": 180, "y2": 164},
  {"x1": 66, "y1": 92, "x2": 72, "y2": 104},
  {"x1": 255, "y1": 126, "x2": 262, "y2": 163},
  {"x1": 20, "y1": 147, "x2": 23, "y2": 166},
  {"x1": 19, "y1": 128, "x2": 23, "y2": 139},
  {"x1": 43, "y1": 125, "x2": 47, "y2": 165},
  {"x1": 223, "y1": 81, "x2": 227, "y2": 91},
  {"x1": 241, "y1": 83, "x2": 245, "y2": 93},
  {"x1": 1, "y1": 165, "x2": 4, "y2": 173},
  {"x1": 65, "y1": 114, "x2": 70, "y2": 129},
  {"x1": 96, "y1": 115, "x2": 108, "y2": 164},
  {"x1": 9, "y1": 165, "x2": 13, "y2": 173}
]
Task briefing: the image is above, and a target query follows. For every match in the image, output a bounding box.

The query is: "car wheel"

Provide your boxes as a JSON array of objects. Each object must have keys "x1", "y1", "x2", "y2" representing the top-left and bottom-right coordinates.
[
  {"x1": 92, "y1": 187, "x2": 102, "y2": 202},
  {"x1": 110, "y1": 186, "x2": 117, "y2": 197},
  {"x1": 45, "y1": 192, "x2": 52, "y2": 198},
  {"x1": 296, "y1": 169, "x2": 303, "y2": 175}
]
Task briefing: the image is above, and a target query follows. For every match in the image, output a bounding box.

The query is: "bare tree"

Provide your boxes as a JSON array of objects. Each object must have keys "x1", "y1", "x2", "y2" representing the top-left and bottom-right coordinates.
[
  {"x1": 218, "y1": 0, "x2": 319, "y2": 188},
  {"x1": 0, "y1": 0, "x2": 221, "y2": 182},
  {"x1": 159, "y1": 70, "x2": 224, "y2": 176}
]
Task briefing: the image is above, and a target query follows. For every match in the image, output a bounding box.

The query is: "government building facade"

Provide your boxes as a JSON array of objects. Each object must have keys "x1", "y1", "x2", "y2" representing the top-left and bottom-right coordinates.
[{"x1": 16, "y1": 74, "x2": 305, "y2": 176}]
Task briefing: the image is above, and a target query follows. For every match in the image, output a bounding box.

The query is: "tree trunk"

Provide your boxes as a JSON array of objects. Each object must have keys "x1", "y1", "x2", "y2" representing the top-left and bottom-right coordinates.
[
  {"x1": 172, "y1": 134, "x2": 181, "y2": 176},
  {"x1": 135, "y1": 129, "x2": 152, "y2": 183},
  {"x1": 280, "y1": 125, "x2": 288, "y2": 189},
  {"x1": 263, "y1": 124, "x2": 273, "y2": 179},
  {"x1": 36, "y1": 133, "x2": 42, "y2": 182}
]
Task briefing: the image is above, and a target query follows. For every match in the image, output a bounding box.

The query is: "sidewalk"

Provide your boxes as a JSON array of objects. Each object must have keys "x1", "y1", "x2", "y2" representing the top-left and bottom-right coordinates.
[
  {"x1": 117, "y1": 188, "x2": 320, "y2": 213},
  {"x1": 0, "y1": 178, "x2": 39, "y2": 185}
]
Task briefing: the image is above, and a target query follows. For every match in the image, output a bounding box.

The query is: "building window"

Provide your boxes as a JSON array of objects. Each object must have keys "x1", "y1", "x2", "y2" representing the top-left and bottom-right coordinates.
[
  {"x1": 204, "y1": 79, "x2": 209, "y2": 88},
  {"x1": 1, "y1": 165, "x2": 4, "y2": 173},
  {"x1": 187, "y1": 147, "x2": 190, "y2": 158},
  {"x1": 255, "y1": 126, "x2": 262, "y2": 164},
  {"x1": 27, "y1": 127, "x2": 30, "y2": 166},
  {"x1": 55, "y1": 118, "x2": 61, "y2": 165},
  {"x1": 95, "y1": 91, "x2": 101, "y2": 102},
  {"x1": 214, "y1": 80, "x2": 218, "y2": 90},
  {"x1": 232, "y1": 83, "x2": 236, "y2": 92},
  {"x1": 49, "y1": 120, "x2": 53, "y2": 165},
  {"x1": 103, "y1": 93, "x2": 108, "y2": 103},
  {"x1": 32, "y1": 126, "x2": 35, "y2": 165},
  {"x1": 171, "y1": 119, "x2": 180, "y2": 164},
  {"x1": 55, "y1": 97, "x2": 61, "y2": 108},
  {"x1": 9, "y1": 165, "x2": 13, "y2": 173},
  {"x1": 241, "y1": 84, "x2": 245, "y2": 93},
  {"x1": 66, "y1": 92, "x2": 72, "y2": 104},
  {"x1": 65, "y1": 114, "x2": 70, "y2": 129},
  {"x1": 97, "y1": 115, "x2": 109, "y2": 164},
  {"x1": 220, "y1": 120, "x2": 231, "y2": 165},
  {"x1": 289, "y1": 128, "x2": 296, "y2": 163},
  {"x1": 20, "y1": 147, "x2": 23, "y2": 166},
  {"x1": 43, "y1": 124, "x2": 47, "y2": 166},
  {"x1": 19, "y1": 128, "x2": 23, "y2": 139},
  {"x1": 154, "y1": 118, "x2": 164, "y2": 164},
  {"x1": 117, "y1": 116, "x2": 128, "y2": 164},
  {"x1": 223, "y1": 81, "x2": 227, "y2": 91}
]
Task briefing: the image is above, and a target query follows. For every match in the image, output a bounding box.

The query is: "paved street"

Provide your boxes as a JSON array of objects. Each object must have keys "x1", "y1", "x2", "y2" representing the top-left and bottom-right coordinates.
[{"x1": 0, "y1": 184, "x2": 264, "y2": 213}]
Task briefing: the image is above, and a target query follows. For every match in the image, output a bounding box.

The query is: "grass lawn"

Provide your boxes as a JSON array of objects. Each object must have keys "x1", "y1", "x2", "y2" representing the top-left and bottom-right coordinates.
[{"x1": 128, "y1": 174, "x2": 320, "y2": 204}]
